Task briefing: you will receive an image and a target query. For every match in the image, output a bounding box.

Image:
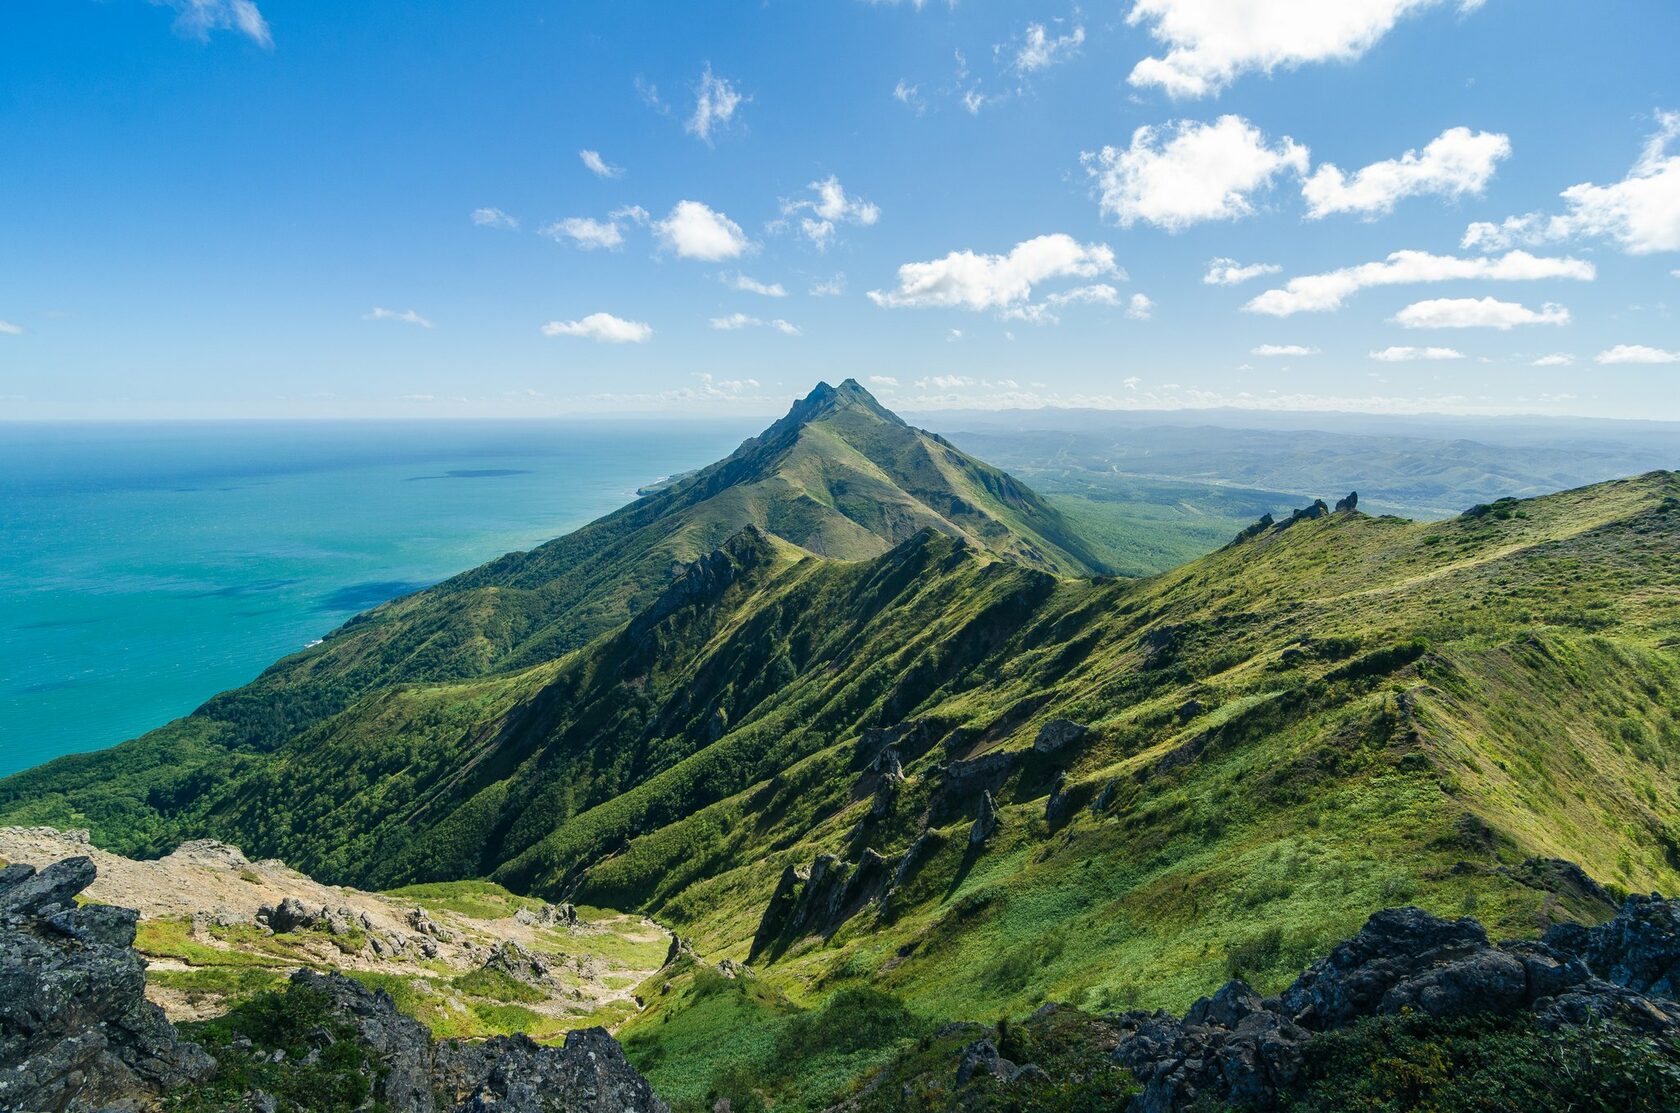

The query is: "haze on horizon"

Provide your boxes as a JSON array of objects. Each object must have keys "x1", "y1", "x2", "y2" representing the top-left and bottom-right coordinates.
[{"x1": 2, "y1": 0, "x2": 1678, "y2": 421}]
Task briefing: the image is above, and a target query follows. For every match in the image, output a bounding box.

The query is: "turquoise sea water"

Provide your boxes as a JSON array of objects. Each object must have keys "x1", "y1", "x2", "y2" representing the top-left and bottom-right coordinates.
[{"x1": 0, "y1": 419, "x2": 760, "y2": 777}]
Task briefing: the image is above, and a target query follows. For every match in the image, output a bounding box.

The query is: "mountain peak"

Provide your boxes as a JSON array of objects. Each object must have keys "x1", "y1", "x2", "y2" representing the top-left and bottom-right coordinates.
[{"x1": 780, "y1": 378, "x2": 905, "y2": 429}]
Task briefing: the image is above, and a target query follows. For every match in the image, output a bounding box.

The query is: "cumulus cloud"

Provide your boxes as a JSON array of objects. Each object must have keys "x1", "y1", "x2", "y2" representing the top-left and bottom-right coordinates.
[
  {"x1": 1015, "y1": 22, "x2": 1086, "y2": 72},
  {"x1": 365, "y1": 307, "x2": 434, "y2": 329},
  {"x1": 154, "y1": 0, "x2": 272, "y2": 47},
  {"x1": 810, "y1": 274, "x2": 847, "y2": 297},
  {"x1": 1532, "y1": 353, "x2": 1574, "y2": 366},
  {"x1": 470, "y1": 207, "x2": 518, "y2": 230},
  {"x1": 1124, "y1": 0, "x2": 1483, "y2": 99},
  {"x1": 0, "y1": 320, "x2": 21, "y2": 335},
  {"x1": 1370, "y1": 345, "x2": 1466, "y2": 361},
  {"x1": 687, "y1": 66, "x2": 746, "y2": 142},
  {"x1": 579, "y1": 150, "x2": 624, "y2": 179},
  {"x1": 1204, "y1": 258, "x2": 1282, "y2": 285},
  {"x1": 1253, "y1": 344, "x2": 1318, "y2": 356},
  {"x1": 1393, "y1": 296, "x2": 1569, "y2": 330},
  {"x1": 1244, "y1": 249, "x2": 1595, "y2": 316},
  {"x1": 541, "y1": 216, "x2": 624, "y2": 250},
  {"x1": 1006, "y1": 283, "x2": 1142, "y2": 325},
  {"x1": 781, "y1": 176, "x2": 880, "y2": 249},
  {"x1": 1126, "y1": 292, "x2": 1155, "y2": 319},
  {"x1": 655, "y1": 201, "x2": 751, "y2": 260},
  {"x1": 1595, "y1": 343, "x2": 1680, "y2": 364},
  {"x1": 723, "y1": 273, "x2": 787, "y2": 297},
  {"x1": 709, "y1": 313, "x2": 801, "y2": 335},
  {"x1": 541, "y1": 312, "x2": 652, "y2": 343},
  {"x1": 869, "y1": 233, "x2": 1120, "y2": 313},
  {"x1": 1304, "y1": 127, "x2": 1510, "y2": 219},
  {"x1": 1463, "y1": 111, "x2": 1680, "y2": 255},
  {"x1": 1084, "y1": 116, "x2": 1309, "y2": 231},
  {"x1": 869, "y1": 375, "x2": 900, "y2": 386}
]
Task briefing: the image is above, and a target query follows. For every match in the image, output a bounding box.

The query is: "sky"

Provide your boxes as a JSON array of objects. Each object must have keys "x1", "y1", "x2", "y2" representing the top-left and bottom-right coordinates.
[{"x1": 2, "y1": 0, "x2": 1678, "y2": 420}]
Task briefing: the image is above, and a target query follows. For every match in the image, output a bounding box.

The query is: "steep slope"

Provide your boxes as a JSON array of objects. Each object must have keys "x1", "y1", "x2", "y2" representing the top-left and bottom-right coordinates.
[{"x1": 0, "y1": 381, "x2": 1103, "y2": 852}]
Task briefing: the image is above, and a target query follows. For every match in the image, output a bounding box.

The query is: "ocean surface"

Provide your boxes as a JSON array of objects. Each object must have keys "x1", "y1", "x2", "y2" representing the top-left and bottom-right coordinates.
[{"x1": 0, "y1": 419, "x2": 761, "y2": 777}]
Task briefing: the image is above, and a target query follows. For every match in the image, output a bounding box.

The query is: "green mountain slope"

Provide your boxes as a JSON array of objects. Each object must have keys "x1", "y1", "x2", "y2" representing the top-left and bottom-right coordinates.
[
  {"x1": 5, "y1": 386, "x2": 1679, "y2": 1108},
  {"x1": 0, "y1": 381, "x2": 1104, "y2": 850}
]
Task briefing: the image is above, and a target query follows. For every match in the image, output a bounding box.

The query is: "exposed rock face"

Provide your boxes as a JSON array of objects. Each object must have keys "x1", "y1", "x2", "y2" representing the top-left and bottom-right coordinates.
[
  {"x1": 435, "y1": 1029, "x2": 670, "y2": 1113},
  {"x1": 0, "y1": 857, "x2": 215, "y2": 1112},
  {"x1": 1334, "y1": 492, "x2": 1358, "y2": 513},
  {"x1": 298, "y1": 968, "x2": 670, "y2": 1113},
  {"x1": 970, "y1": 791, "x2": 999, "y2": 846},
  {"x1": 1033, "y1": 718, "x2": 1087, "y2": 755},
  {"x1": 750, "y1": 849, "x2": 899, "y2": 959},
  {"x1": 484, "y1": 939, "x2": 553, "y2": 984},
  {"x1": 1110, "y1": 901, "x2": 1680, "y2": 1112}
]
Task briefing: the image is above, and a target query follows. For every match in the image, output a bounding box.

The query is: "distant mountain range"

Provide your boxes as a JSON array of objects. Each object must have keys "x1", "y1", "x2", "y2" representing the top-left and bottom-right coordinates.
[{"x1": 4, "y1": 381, "x2": 1678, "y2": 1108}]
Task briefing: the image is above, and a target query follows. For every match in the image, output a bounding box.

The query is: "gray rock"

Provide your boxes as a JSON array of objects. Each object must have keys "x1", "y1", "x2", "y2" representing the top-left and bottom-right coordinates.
[
  {"x1": 1544, "y1": 892, "x2": 1680, "y2": 997},
  {"x1": 258, "y1": 895, "x2": 324, "y2": 934},
  {"x1": 970, "y1": 790, "x2": 999, "y2": 846},
  {"x1": 954, "y1": 1038, "x2": 1015, "y2": 1084},
  {"x1": 1334, "y1": 492, "x2": 1358, "y2": 513},
  {"x1": 434, "y1": 1028, "x2": 670, "y2": 1113},
  {"x1": 291, "y1": 968, "x2": 436, "y2": 1112},
  {"x1": 0, "y1": 857, "x2": 214, "y2": 1113},
  {"x1": 1033, "y1": 718, "x2": 1088, "y2": 755}
]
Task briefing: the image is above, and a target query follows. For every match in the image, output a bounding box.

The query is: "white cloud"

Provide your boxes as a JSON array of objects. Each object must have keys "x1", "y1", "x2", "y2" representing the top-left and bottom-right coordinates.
[
  {"x1": 869, "y1": 375, "x2": 900, "y2": 386},
  {"x1": 687, "y1": 66, "x2": 745, "y2": 143},
  {"x1": 365, "y1": 307, "x2": 434, "y2": 329},
  {"x1": 1463, "y1": 111, "x2": 1680, "y2": 255},
  {"x1": 655, "y1": 201, "x2": 751, "y2": 260},
  {"x1": 1393, "y1": 297, "x2": 1569, "y2": 330},
  {"x1": 155, "y1": 0, "x2": 272, "y2": 47},
  {"x1": 1303, "y1": 127, "x2": 1510, "y2": 219},
  {"x1": 782, "y1": 176, "x2": 880, "y2": 249},
  {"x1": 1126, "y1": 293, "x2": 1155, "y2": 320},
  {"x1": 1204, "y1": 257, "x2": 1281, "y2": 285},
  {"x1": 723, "y1": 273, "x2": 787, "y2": 297},
  {"x1": 869, "y1": 233, "x2": 1120, "y2": 312},
  {"x1": 1084, "y1": 116, "x2": 1309, "y2": 231},
  {"x1": 1532, "y1": 353, "x2": 1574, "y2": 366},
  {"x1": 0, "y1": 320, "x2": 21, "y2": 336},
  {"x1": 579, "y1": 150, "x2": 624, "y2": 179},
  {"x1": 810, "y1": 274, "x2": 847, "y2": 297},
  {"x1": 962, "y1": 89, "x2": 987, "y2": 115},
  {"x1": 1123, "y1": 376, "x2": 1143, "y2": 389},
  {"x1": 709, "y1": 313, "x2": 801, "y2": 335},
  {"x1": 1370, "y1": 346, "x2": 1466, "y2": 361},
  {"x1": 1244, "y1": 249, "x2": 1595, "y2": 316},
  {"x1": 542, "y1": 312, "x2": 652, "y2": 343},
  {"x1": 1253, "y1": 344, "x2": 1318, "y2": 356},
  {"x1": 1007, "y1": 284, "x2": 1136, "y2": 325},
  {"x1": 1124, "y1": 0, "x2": 1482, "y2": 99},
  {"x1": 470, "y1": 207, "x2": 518, "y2": 230},
  {"x1": 1015, "y1": 22, "x2": 1086, "y2": 72},
  {"x1": 541, "y1": 216, "x2": 624, "y2": 250},
  {"x1": 892, "y1": 80, "x2": 925, "y2": 114},
  {"x1": 947, "y1": 329, "x2": 963, "y2": 342},
  {"x1": 1595, "y1": 344, "x2": 1680, "y2": 365}
]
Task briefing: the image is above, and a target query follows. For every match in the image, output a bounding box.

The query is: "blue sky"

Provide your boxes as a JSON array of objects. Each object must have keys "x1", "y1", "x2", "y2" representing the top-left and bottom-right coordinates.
[{"x1": 2, "y1": 0, "x2": 1678, "y2": 419}]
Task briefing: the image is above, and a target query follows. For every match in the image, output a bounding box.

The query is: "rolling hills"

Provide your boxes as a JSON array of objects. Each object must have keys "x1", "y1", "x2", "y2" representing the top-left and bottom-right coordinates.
[{"x1": 4, "y1": 382, "x2": 1679, "y2": 1108}]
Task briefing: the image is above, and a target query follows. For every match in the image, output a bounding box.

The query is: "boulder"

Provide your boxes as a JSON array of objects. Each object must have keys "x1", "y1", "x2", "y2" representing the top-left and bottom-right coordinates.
[
  {"x1": 258, "y1": 896, "x2": 324, "y2": 934},
  {"x1": 1033, "y1": 718, "x2": 1088, "y2": 755},
  {"x1": 0, "y1": 855, "x2": 97, "y2": 919},
  {"x1": 434, "y1": 1028, "x2": 670, "y2": 1113},
  {"x1": 1544, "y1": 892, "x2": 1680, "y2": 997},
  {"x1": 291, "y1": 969, "x2": 435, "y2": 1113},
  {"x1": 1334, "y1": 492, "x2": 1358, "y2": 513}
]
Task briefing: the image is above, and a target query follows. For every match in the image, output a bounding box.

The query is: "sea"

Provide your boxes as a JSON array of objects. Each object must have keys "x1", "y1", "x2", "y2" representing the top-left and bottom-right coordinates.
[{"x1": 0, "y1": 419, "x2": 761, "y2": 778}]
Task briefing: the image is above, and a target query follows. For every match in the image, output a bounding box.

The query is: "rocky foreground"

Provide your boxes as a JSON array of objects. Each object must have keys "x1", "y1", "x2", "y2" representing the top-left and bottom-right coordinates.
[
  {"x1": 0, "y1": 856, "x2": 666, "y2": 1112},
  {"x1": 9, "y1": 850, "x2": 1680, "y2": 1111}
]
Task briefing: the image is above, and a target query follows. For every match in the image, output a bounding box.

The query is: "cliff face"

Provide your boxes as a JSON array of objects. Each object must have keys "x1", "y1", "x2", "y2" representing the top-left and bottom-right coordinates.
[{"x1": 0, "y1": 856, "x2": 214, "y2": 1111}]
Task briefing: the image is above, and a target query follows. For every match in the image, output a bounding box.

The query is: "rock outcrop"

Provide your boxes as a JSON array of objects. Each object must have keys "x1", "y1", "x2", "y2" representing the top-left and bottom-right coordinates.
[
  {"x1": 1110, "y1": 901, "x2": 1680, "y2": 1112},
  {"x1": 0, "y1": 857, "x2": 215, "y2": 1112},
  {"x1": 1032, "y1": 718, "x2": 1087, "y2": 755}
]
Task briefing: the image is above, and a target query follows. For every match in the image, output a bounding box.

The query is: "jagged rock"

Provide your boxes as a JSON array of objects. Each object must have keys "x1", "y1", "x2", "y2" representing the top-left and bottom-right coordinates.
[
  {"x1": 485, "y1": 940, "x2": 551, "y2": 983},
  {"x1": 1091, "y1": 781, "x2": 1117, "y2": 815},
  {"x1": 1229, "y1": 513, "x2": 1276, "y2": 545},
  {"x1": 663, "y1": 933, "x2": 696, "y2": 968},
  {"x1": 0, "y1": 857, "x2": 214, "y2": 1112},
  {"x1": 434, "y1": 1029, "x2": 670, "y2": 1113},
  {"x1": 1276, "y1": 500, "x2": 1331, "y2": 530},
  {"x1": 1045, "y1": 772, "x2": 1072, "y2": 824},
  {"x1": 535, "y1": 901, "x2": 579, "y2": 928},
  {"x1": 1334, "y1": 492, "x2": 1358, "y2": 512},
  {"x1": 1111, "y1": 898, "x2": 1680, "y2": 1112},
  {"x1": 1175, "y1": 699, "x2": 1204, "y2": 724},
  {"x1": 0, "y1": 855, "x2": 97, "y2": 919},
  {"x1": 1544, "y1": 892, "x2": 1680, "y2": 997},
  {"x1": 954, "y1": 1038, "x2": 1016, "y2": 1084},
  {"x1": 970, "y1": 791, "x2": 999, "y2": 846},
  {"x1": 717, "y1": 959, "x2": 751, "y2": 979},
  {"x1": 257, "y1": 895, "x2": 323, "y2": 934},
  {"x1": 1033, "y1": 718, "x2": 1087, "y2": 755},
  {"x1": 943, "y1": 749, "x2": 1019, "y2": 800},
  {"x1": 291, "y1": 969, "x2": 434, "y2": 1111},
  {"x1": 514, "y1": 907, "x2": 539, "y2": 926}
]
